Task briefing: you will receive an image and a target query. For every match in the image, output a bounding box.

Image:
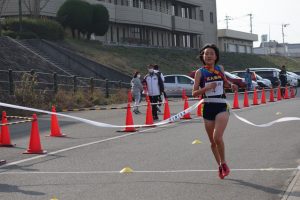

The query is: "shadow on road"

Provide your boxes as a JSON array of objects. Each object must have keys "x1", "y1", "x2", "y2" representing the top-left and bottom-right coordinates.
[{"x1": 0, "y1": 183, "x2": 45, "y2": 196}]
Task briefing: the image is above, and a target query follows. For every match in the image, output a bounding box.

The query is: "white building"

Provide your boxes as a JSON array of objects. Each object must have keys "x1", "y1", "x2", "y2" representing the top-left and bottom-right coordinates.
[
  {"x1": 253, "y1": 40, "x2": 300, "y2": 57},
  {"x1": 0, "y1": 0, "x2": 218, "y2": 49},
  {"x1": 217, "y1": 29, "x2": 258, "y2": 54}
]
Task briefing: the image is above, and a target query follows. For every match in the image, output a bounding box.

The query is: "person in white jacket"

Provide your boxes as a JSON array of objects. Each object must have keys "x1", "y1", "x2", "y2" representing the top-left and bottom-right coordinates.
[{"x1": 143, "y1": 64, "x2": 164, "y2": 120}]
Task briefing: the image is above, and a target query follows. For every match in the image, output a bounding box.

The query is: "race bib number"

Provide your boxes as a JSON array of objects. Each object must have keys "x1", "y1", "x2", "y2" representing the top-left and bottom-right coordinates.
[{"x1": 205, "y1": 81, "x2": 223, "y2": 96}]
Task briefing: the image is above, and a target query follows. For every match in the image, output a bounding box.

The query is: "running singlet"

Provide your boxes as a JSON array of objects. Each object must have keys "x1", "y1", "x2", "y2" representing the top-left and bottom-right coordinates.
[{"x1": 200, "y1": 65, "x2": 225, "y2": 98}]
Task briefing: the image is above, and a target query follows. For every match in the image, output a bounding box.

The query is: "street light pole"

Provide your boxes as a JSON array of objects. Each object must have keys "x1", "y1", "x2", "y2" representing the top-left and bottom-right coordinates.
[
  {"x1": 18, "y1": 0, "x2": 22, "y2": 32},
  {"x1": 282, "y1": 23, "x2": 289, "y2": 56}
]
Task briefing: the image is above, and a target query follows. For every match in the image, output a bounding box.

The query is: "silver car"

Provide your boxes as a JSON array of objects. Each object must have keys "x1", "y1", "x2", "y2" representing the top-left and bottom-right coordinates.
[{"x1": 164, "y1": 74, "x2": 194, "y2": 97}]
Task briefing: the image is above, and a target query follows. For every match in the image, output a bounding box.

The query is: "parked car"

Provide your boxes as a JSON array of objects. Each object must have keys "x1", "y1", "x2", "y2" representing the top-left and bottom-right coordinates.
[
  {"x1": 164, "y1": 74, "x2": 194, "y2": 97},
  {"x1": 287, "y1": 71, "x2": 300, "y2": 86},
  {"x1": 255, "y1": 74, "x2": 273, "y2": 88},
  {"x1": 231, "y1": 70, "x2": 272, "y2": 88},
  {"x1": 293, "y1": 71, "x2": 300, "y2": 76},
  {"x1": 224, "y1": 71, "x2": 247, "y2": 91},
  {"x1": 248, "y1": 68, "x2": 281, "y2": 87}
]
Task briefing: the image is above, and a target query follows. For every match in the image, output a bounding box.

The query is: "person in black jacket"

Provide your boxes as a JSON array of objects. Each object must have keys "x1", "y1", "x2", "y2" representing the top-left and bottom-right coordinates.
[
  {"x1": 279, "y1": 65, "x2": 288, "y2": 87},
  {"x1": 153, "y1": 64, "x2": 165, "y2": 113}
]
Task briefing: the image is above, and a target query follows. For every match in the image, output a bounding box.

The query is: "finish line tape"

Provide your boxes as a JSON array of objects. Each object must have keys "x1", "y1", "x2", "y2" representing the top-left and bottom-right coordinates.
[{"x1": 0, "y1": 100, "x2": 299, "y2": 128}]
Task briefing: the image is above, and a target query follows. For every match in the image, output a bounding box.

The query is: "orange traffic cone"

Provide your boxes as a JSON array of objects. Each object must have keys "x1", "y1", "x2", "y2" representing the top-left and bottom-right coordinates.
[
  {"x1": 127, "y1": 90, "x2": 133, "y2": 103},
  {"x1": 252, "y1": 88, "x2": 259, "y2": 105},
  {"x1": 182, "y1": 89, "x2": 186, "y2": 100},
  {"x1": 232, "y1": 91, "x2": 240, "y2": 109},
  {"x1": 269, "y1": 88, "x2": 275, "y2": 102},
  {"x1": 284, "y1": 86, "x2": 289, "y2": 99},
  {"x1": 181, "y1": 97, "x2": 192, "y2": 119},
  {"x1": 261, "y1": 88, "x2": 266, "y2": 104},
  {"x1": 163, "y1": 98, "x2": 171, "y2": 120},
  {"x1": 243, "y1": 90, "x2": 249, "y2": 107},
  {"x1": 197, "y1": 96, "x2": 202, "y2": 116},
  {"x1": 121, "y1": 103, "x2": 137, "y2": 132},
  {"x1": 48, "y1": 106, "x2": 66, "y2": 137},
  {"x1": 24, "y1": 114, "x2": 47, "y2": 154},
  {"x1": 277, "y1": 86, "x2": 282, "y2": 100},
  {"x1": 0, "y1": 111, "x2": 14, "y2": 147},
  {"x1": 145, "y1": 100, "x2": 154, "y2": 125},
  {"x1": 290, "y1": 87, "x2": 295, "y2": 98}
]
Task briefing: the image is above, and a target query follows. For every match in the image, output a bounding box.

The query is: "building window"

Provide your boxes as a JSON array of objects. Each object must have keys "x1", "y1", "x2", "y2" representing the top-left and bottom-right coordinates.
[
  {"x1": 200, "y1": 10, "x2": 204, "y2": 21},
  {"x1": 210, "y1": 12, "x2": 214, "y2": 23}
]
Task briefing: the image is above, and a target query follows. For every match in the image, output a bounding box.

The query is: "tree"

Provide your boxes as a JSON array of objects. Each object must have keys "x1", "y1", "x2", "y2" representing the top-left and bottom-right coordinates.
[
  {"x1": 87, "y1": 4, "x2": 109, "y2": 39},
  {"x1": 57, "y1": 0, "x2": 92, "y2": 38}
]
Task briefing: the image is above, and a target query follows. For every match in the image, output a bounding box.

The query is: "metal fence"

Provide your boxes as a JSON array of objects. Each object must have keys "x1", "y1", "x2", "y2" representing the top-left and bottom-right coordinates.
[{"x1": 0, "y1": 69, "x2": 131, "y2": 97}]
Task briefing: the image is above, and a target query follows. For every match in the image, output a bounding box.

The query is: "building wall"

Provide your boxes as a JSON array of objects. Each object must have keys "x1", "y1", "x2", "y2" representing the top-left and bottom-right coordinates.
[
  {"x1": 201, "y1": 0, "x2": 217, "y2": 45},
  {"x1": 217, "y1": 29, "x2": 258, "y2": 54},
  {"x1": 1, "y1": 0, "x2": 217, "y2": 49}
]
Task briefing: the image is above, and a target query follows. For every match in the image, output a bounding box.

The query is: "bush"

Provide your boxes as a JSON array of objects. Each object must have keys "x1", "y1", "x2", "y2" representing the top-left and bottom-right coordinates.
[
  {"x1": 3, "y1": 17, "x2": 64, "y2": 40},
  {"x1": 2, "y1": 30, "x2": 18, "y2": 38}
]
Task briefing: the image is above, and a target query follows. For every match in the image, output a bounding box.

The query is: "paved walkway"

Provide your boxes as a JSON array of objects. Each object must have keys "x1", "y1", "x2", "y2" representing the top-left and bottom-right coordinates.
[{"x1": 282, "y1": 167, "x2": 300, "y2": 200}]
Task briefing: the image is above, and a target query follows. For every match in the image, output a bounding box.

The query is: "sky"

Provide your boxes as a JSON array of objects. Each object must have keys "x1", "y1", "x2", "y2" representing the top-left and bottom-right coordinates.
[{"x1": 216, "y1": 0, "x2": 300, "y2": 47}]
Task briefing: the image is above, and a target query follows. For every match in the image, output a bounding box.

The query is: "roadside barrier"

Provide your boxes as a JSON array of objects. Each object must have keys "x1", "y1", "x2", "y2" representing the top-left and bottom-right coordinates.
[
  {"x1": 243, "y1": 90, "x2": 249, "y2": 107},
  {"x1": 291, "y1": 87, "x2": 295, "y2": 98},
  {"x1": 23, "y1": 114, "x2": 46, "y2": 154},
  {"x1": 252, "y1": 88, "x2": 259, "y2": 105},
  {"x1": 196, "y1": 97, "x2": 202, "y2": 117},
  {"x1": 163, "y1": 98, "x2": 171, "y2": 120},
  {"x1": 181, "y1": 97, "x2": 192, "y2": 120},
  {"x1": 120, "y1": 102, "x2": 137, "y2": 132},
  {"x1": 261, "y1": 88, "x2": 266, "y2": 104},
  {"x1": 284, "y1": 86, "x2": 289, "y2": 99},
  {"x1": 0, "y1": 87, "x2": 299, "y2": 157},
  {"x1": 232, "y1": 91, "x2": 240, "y2": 109},
  {"x1": 145, "y1": 100, "x2": 154, "y2": 125},
  {"x1": 269, "y1": 88, "x2": 275, "y2": 102},
  {"x1": 0, "y1": 111, "x2": 14, "y2": 147},
  {"x1": 48, "y1": 106, "x2": 66, "y2": 137},
  {"x1": 277, "y1": 86, "x2": 282, "y2": 100}
]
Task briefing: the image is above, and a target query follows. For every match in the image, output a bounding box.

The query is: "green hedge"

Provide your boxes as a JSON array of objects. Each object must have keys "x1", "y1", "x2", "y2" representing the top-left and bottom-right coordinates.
[{"x1": 3, "y1": 17, "x2": 64, "y2": 40}]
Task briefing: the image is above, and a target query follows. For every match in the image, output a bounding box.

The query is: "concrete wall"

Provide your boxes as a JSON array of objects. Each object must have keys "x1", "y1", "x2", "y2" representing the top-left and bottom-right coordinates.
[
  {"x1": 29, "y1": 39, "x2": 131, "y2": 82},
  {"x1": 201, "y1": 0, "x2": 217, "y2": 45}
]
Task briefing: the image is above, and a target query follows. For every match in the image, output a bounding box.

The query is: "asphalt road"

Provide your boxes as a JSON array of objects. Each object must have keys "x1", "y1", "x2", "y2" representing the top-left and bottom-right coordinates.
[{"x1": 0, "y1": 91, "x2": 299, "y2": 200}]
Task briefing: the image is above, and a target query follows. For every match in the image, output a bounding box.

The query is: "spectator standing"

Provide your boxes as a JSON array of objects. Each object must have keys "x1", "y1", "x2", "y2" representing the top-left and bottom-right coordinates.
[
  {"x1": 279, "y1": 65, "x2": 288, "y2": 87},
  {"x1": 153, "y1": 64, "x2": 165, "y2": 112},
  {"x1": 131, "y1": 71, "x2": 143, "y2": 114},
  {"x1": 143, "y1": 65, "x2": 164, "y2": 120},
  {"x1": 245, "y1": 68, "x2": 253, "y2": 91}
]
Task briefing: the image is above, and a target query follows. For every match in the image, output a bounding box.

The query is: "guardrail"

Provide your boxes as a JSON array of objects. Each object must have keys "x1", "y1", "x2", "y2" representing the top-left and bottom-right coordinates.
[{"x1": 0, "y1": 69, "x2": 131, "y2": 97}]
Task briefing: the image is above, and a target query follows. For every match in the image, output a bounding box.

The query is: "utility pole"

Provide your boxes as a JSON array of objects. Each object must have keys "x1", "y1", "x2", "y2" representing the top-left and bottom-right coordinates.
[
  {"x1": 18, "y1": 0, "x2": 22, "y2": 32},
  {"x1": 248, "y1": 13, "x2": 253, "y2": 33},
  {"x1": 282, "y1": 23, "x2": 289, "y2": 56},
  {"x1": 282, "y1": 23, "x2": 289, "y2": 44},
  {"x1": 225, "y1": 15, "x2": 232, "y2": 29}
]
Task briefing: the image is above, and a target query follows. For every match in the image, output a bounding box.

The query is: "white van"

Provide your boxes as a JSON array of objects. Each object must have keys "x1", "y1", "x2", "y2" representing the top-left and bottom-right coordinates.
[{"x1": 249, "y1": 68, "x2": 298, "y2": 87}]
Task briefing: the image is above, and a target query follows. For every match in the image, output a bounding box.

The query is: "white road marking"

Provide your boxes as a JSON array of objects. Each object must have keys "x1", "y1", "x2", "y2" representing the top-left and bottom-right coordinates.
[
  {"x1": 0, "y1": 167, "x2": 298, "y2": 175},
  {"x1": 0, "y1": 118, "x2": 199, "y2": 169}
]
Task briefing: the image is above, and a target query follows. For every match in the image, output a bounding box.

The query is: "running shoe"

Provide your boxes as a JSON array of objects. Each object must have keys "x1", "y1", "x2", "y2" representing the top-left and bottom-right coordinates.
[
  {"x1": 221, "y1": 163, "x2": 230, "y2": 177},
  {"x1": 218, "y1": 166, "x2": 224, "y2": 179}
]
